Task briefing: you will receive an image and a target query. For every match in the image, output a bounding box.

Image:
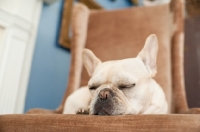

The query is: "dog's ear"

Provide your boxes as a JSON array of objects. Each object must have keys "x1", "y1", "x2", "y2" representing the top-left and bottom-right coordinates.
[
  {"x1": 82, "y1": 49, "x2": 101, "y2": 77},
  {"x1": 137, "y1": 34, "x2": 158, "y2": 77}
]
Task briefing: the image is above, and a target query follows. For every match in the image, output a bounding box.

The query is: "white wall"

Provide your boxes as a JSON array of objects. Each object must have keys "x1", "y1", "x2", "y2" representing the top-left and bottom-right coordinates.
[{"x1": 0, "y1": 0, "x2": 43, "y2": 114}]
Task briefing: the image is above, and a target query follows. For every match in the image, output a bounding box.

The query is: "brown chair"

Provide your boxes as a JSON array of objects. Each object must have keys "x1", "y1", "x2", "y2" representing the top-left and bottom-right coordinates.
[{"x1": 1, "y1": 0, "x2": 200, "y2": 131}]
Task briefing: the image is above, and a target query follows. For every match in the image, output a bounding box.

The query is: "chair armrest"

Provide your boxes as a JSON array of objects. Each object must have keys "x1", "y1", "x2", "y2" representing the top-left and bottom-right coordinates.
[
  {"x1": 0, "y1": 114, "x2": 200, "y2": 132},
  {"x1": 26, "y1": 108, "x2": 59, "y2": 114},
  {"x1": 182, "y1": 108, "x2": 200, "y2": 114}
]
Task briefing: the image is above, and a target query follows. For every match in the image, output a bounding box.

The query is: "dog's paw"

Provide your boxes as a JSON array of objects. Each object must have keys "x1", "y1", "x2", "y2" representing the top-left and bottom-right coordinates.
[{"x1": 75, "y1": 108, "x2": 89, "y2": 115}]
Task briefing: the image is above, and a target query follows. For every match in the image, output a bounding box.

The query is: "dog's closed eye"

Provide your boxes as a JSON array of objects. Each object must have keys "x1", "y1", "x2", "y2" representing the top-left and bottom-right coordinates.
[
  {"x1": 89, "y1": 86, "x2": 98, "y2": 90},
  {"x1": 118, "y1": 84, "x2": 136, "y2": 89}
]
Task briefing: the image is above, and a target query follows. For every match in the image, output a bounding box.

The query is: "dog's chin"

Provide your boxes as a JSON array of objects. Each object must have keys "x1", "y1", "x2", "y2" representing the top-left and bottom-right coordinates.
[
  {"x1": 95, "y1": 109, "x2": 112, "y2": 115},
  {"x1": 91, "y1": 97, "x2": 127, "y2": 115}
]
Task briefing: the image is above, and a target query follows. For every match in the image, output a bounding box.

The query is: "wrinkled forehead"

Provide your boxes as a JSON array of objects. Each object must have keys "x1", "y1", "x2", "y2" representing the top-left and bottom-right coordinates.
[{"x1": 88, "y1": 58, "x2": 148, "y2": 86}]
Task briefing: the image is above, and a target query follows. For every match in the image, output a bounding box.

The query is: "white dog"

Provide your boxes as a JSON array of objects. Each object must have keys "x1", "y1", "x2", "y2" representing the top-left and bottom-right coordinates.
[{"x1": 63, "y1": 34, "x2": 168, "y2": 115}]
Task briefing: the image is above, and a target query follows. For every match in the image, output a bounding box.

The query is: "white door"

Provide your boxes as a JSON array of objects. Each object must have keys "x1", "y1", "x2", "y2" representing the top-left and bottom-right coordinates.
[{"x1": 0, "y1": 0, "x2": 43, "y2": 114}]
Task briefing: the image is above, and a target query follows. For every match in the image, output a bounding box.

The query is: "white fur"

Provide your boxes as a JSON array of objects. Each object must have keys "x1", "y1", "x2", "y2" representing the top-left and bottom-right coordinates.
[
  {"x1": 63, "y1": 34, "x2": 168, "y2": 115},
  {"x1": 63, "y1": 86, "x2": 91, "y2": 114}
]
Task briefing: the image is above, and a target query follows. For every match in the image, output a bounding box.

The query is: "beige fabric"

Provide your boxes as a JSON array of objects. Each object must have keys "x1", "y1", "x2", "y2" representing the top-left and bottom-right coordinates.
[
  {"x1": 81, "y1": 4, "x2": 172, "y2": 113},
  {"x1": 1, "y1": 114, "x2": 200, "y2": 132},
  {"x1": 170, "y1": 0, "x2": 188, "y2": 113},
  {"x1": 28, "y1": 0, "x2": 192, "y2": 114}
]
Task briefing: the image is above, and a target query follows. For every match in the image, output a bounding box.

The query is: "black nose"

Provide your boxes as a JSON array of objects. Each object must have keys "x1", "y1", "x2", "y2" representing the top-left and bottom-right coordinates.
[{"x1": 99, "y1": 88, "x2": 112, "y2": 101}]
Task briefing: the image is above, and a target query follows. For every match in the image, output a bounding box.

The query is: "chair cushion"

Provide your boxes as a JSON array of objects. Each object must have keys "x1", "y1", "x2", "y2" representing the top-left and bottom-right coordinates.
[
  {"x1": 80, "y1": 4, "x2": 172, "y2": 110},
  {"x1": 1, "y1": 114, "x2": 200, "y2": 132}
]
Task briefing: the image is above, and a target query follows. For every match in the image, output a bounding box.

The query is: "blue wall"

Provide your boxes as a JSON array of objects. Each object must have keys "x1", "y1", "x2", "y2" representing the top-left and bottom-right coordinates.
[
  {"x1": 24, "y1": 0, "x2": 70, "y2": 112},
  {"x1": 24, "y1": 0, "x2": 133, "y2": 113},
  {"x1": 96, "y1": 0, "x2": 133, "y2": 9}
]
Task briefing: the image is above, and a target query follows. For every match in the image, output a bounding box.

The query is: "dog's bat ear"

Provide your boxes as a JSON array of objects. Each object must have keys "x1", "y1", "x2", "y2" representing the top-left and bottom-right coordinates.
[
  {"x1": 137, "y1": 34, "x2": 158, "y2": 77},
  {"x1": 82, "y1": 49, "x2": 101, "y2": 77}
]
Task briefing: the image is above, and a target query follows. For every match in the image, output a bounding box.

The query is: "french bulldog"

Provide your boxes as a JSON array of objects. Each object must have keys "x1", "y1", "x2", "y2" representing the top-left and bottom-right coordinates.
[{"x1": 63, "y1": 34, "x2": 168, "y2": 115}]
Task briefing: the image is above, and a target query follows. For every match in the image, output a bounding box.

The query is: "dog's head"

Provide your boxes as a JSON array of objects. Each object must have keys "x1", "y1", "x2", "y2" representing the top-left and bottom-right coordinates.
[{"x1": 82, "y1": 34, "x2": 158, "y2": 115}]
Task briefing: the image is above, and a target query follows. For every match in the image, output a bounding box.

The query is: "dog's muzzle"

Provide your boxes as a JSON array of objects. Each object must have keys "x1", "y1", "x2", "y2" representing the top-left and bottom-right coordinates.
[{"x1": 93, "y1": 88, "x2": 116, "y2": 115}]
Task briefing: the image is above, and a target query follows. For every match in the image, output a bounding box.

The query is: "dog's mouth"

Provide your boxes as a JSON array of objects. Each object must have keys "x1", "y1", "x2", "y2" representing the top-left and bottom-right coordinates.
[
  {"x1": 90, "y1": 87, "x2": 129, "y2": 115},
  {"x1": 93, "y1": 98, "x2": 113, "y2": 115},
  {"x1": 94, "y1": 109, "x2": 111, "y2": 115},
  {"x1": 92, "y1": 96, "x2": 126, "y2": 115}
]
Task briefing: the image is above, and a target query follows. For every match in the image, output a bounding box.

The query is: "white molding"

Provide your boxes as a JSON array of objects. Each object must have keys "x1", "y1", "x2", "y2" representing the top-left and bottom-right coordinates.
[
  {"x1": 0, "y1": 0, "x2": 43, "y2": 114},
  {"x1": 14, "y1": 0, "x2": 43, "y2": 114},
  {"x1": 0, "y1": 8, "x2": 33, "y2": 33}
]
